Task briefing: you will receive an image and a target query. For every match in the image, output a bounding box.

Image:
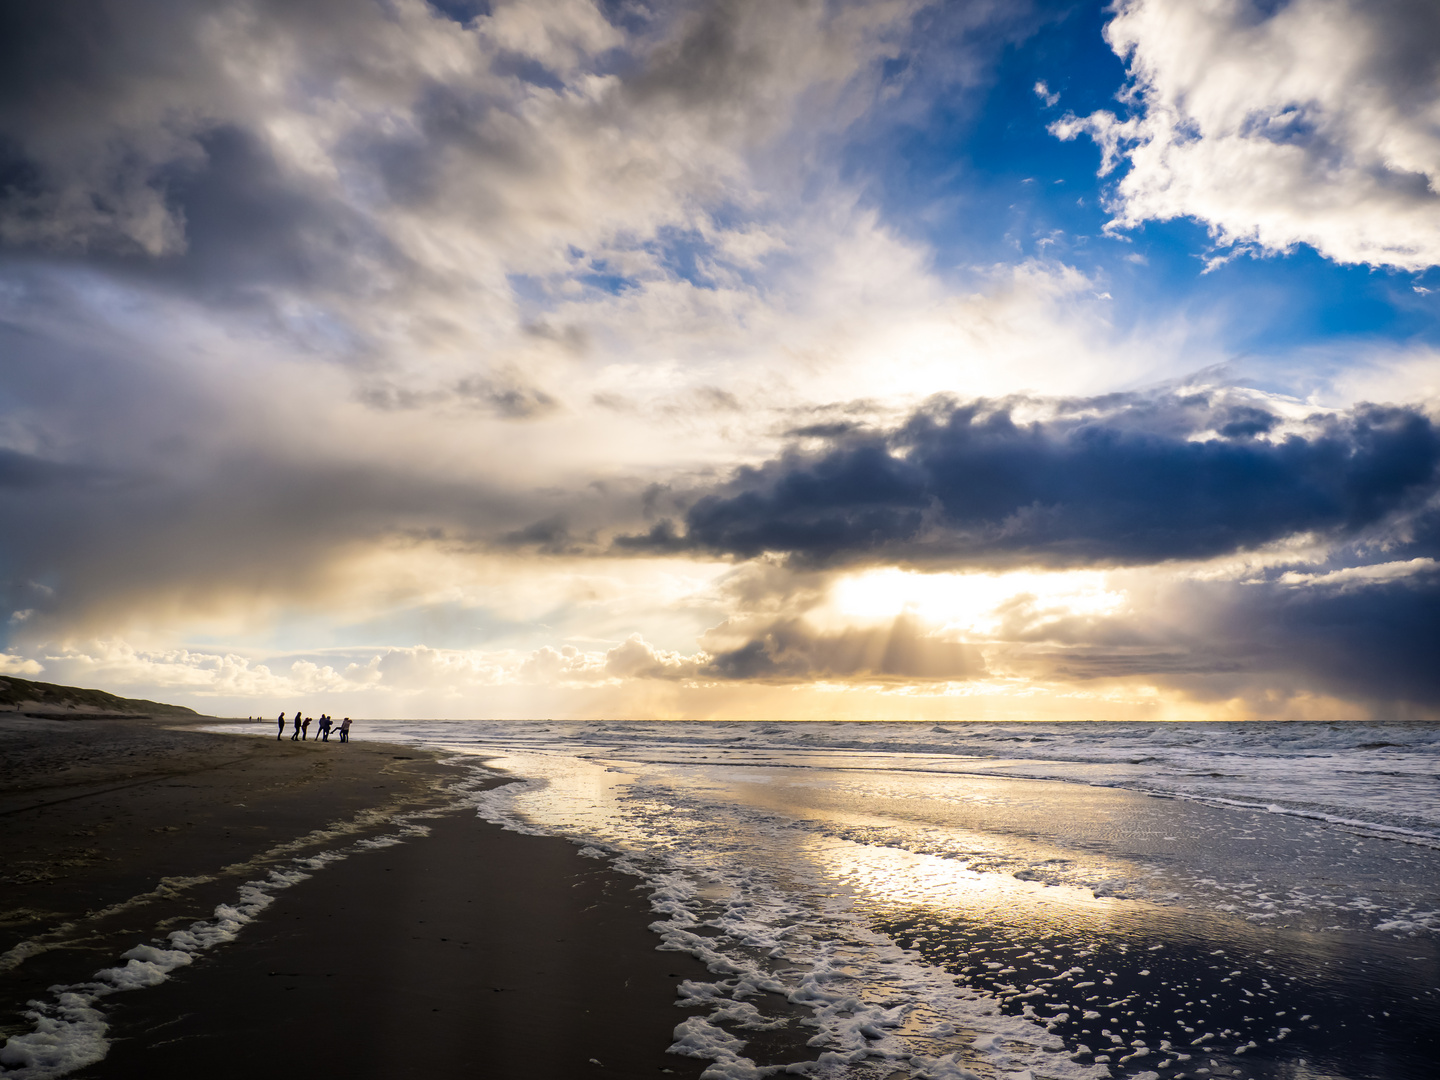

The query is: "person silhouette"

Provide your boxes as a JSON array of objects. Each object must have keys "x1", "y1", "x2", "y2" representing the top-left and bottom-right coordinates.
[
  {"x1": 291, "y1": 711, "x2": 303, "y2": 741},
  {"x1": 277, "y1": 712, "x2": 285, "y2": 741},
  {"x1": 317, "y1": 715, "x2": 333, "y2": 741},
  {"x1": 338, "y1": 717, "x2": 352, "y2": 743},
  {"x1": 301, "y1": 716, "x2": 311, "y2": 740}
]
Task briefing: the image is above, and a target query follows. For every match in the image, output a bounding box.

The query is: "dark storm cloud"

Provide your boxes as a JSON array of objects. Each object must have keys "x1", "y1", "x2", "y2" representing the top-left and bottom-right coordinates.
[
  {"x1": 620, "y1": 393, "x2": 1440, "y2": 568},
  {"x1": 1121, "y1": 566, "x2": 1440, "y2": 711},
  {"x1": 0, "y1": 441, "x2": 542, "y2": 639},
  {"x1": 0, "y1": 283, "x2": 565, "y2": 637},
  {"x1": 598, "y1": 612, "x2": 985, "y2": 684},
  {"x1": 0, "y1": 0, "x2": 201, "y2": 255},
  {"x1": 358, "y1": 376, "x2": 561, "y2": 418},
  {"x1": 0, "y1": 447, "x2": 109, "y2": 490},
  {"x1": 786, "y1": 420, "x2": 868, "y2": 439},
  {"x1": 1240, "y1": 574, "x2": 1440, "y2": 709},
  {"x1": 455, "y1": 378, "x2": 561, "y2": 419},
  {"x1": 149, "y1": 126, "x2": 401, "y2": 300},
  {"x1": 0, "y1": 270, "x2": 676, "y2": 643},
  {"x1": 704, "y1": 613, "x2": 985, "y2": 682},
  {"x1": 621, "y1": 0, "x2": 807, "y2": 122},
  {"x1": 0, "y1": 3, "x2": 407, "y2": 300},
  {"x1": 500, "y1": 515, "x2": 579, "y2": 554},
  {"x1": 972, "y1": 529, "x2": 1440, "y2": 709}
]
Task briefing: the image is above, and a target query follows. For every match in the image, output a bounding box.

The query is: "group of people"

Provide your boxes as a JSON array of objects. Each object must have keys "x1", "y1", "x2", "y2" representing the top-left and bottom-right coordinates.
[{"x1": 276, "y1": 711, "x2": 352, "y2": 743}]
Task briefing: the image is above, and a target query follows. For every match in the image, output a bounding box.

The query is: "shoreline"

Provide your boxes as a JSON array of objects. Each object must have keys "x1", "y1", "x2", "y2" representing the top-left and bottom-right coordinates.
[
  {"x1": 76, "y1": 807, "x2": 722, "y2": 1079},
  {"x1": 1, "y1": 717, "x2": 815, "y2": 1078},
  {"x1": 13, "y1": 717, "x2": 1432, "y2": 1079}
]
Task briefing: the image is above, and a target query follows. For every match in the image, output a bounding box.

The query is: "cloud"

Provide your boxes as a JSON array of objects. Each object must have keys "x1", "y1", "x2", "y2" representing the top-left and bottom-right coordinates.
[
  {"x1": 1222, "y1": 573, "x2": 1440, "y2": 708},
  {"x1": 0, "y1": 1, "x2": 1060, "y2": 645},
  {"x1": 4, "y1": 0, "x2": 1436, "y2": 723},
  {"x1": 34, "y1": 640, "x2": 302, "y2": 696},
  {"x1": 624, "y1": 389, "x2": 1440, "y2": 568},
  {"x1": 601, "y1": 634, "x2": 706, "y2": 680},
  {"x1": 1277, "y1": 556, "x2": 1439, "y2": 590},
  {"x1": 591, "y1": 615, "x2": 984, "y2": 684},
  {"x1": 1110, "y1": 567, "x2": 1440, "y2": 712},
  {"x1": 0, "y1": 654, "x2": 44, "y2": 676},
  {"x1": 0, "y1": 447, "x2": 111, "y2": 490},
  {"x1": 21, "y1": 620, "x2": 978, "y2": 704},
  {"x1": 703, "y1": 612, "x2": 984, "y2": 682},
  {"x1": 0, "y1": 0, "x2": 920, "y2": 280},
  {"x1": 1052, "y1": 0, "x2": 1440, "y2": 269},
  {"x1": 0, "y1": 0, "x2": 1143, "y2": 445},
  {"x1": 521, "y1": 643, "x2": 602, "y2": 682},
  {"x1": 0, "y1": 0, "x2": 967, "y2": 443}
]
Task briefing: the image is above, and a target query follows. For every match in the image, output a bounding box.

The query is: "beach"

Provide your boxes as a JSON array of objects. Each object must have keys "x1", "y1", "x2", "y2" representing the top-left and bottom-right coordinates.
[
  {"x1": 5, "y1": 0, "x2": 1440, "y2": 1070},
  {"x1": 3, "y1": 716, "x2": 1438, "y2": 1080},
  {"x1": 0, "y1": 717, "x2": 817, "y2": 1079}
]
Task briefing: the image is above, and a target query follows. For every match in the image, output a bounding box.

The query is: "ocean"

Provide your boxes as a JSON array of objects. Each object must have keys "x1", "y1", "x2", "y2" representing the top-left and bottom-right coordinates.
[{"x1": 364, "y1": 718, "x2": 1439, "y2": 1080}]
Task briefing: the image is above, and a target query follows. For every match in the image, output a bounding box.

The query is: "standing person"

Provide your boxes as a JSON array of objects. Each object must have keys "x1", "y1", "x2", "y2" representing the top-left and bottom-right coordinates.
[
  {"x1": 317, "y1": 715, "x2": 333, "y2": 741},
  {"x1": 291, "y1": 711, "x2": 303, "y2": 741},
  {"x1": 301, "y1": 716, "x2": 311, "y2": 740},
  {"x1": 338, "y1": 717, "x2": 352, "y2": 743},
  {"x1": 277, "y1": 712, "x2": 286, "y2": 741}
]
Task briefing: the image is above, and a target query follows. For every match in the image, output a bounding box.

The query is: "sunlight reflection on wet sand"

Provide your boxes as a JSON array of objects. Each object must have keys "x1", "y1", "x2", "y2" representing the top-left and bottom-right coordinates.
[{"x1": 338, "y1": 728, "x2": 1439, "y2": 1080}]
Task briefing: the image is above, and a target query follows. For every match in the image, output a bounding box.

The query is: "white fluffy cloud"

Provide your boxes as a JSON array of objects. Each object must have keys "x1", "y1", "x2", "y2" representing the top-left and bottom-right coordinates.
[
  {"x1": 1052, "y1": 0, "x2": 1440, "y2": 269},
  {"x1": 0, "y1": 653, "x2": 45, "y2": 676}
]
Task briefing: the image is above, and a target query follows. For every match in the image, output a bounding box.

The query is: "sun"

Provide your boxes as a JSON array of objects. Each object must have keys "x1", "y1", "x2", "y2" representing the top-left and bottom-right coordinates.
[{"x1": 823, "y1": 567, "x2": 1126, "y2": 636}]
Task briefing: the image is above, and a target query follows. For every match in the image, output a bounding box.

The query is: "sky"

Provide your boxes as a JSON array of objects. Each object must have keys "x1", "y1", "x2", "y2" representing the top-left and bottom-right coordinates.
[{"x1": 1, "y1": 0, "x2": 1439, "y2": 721}]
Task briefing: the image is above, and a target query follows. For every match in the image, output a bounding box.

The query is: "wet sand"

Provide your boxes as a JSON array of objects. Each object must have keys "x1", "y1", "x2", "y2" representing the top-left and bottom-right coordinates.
[
  {"x1": 79, "y1": 811, "x2": 719, "y2": 1079},
  {"x1": 0, "y1": 718, "x2": 798, "y2": 1078},
  {"x1": 1, "y1": 716, "x2": 457, "y2": 995}
]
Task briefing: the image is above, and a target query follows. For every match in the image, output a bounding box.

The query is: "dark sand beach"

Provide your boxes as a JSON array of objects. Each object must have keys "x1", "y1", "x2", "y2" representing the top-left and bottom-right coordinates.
[
  {"x1": 0, "y1": 716, "x2": 811, "y2": 1078},
  {"x1": 74, "y1": 812, "x2": 717, "y2": 1079}
]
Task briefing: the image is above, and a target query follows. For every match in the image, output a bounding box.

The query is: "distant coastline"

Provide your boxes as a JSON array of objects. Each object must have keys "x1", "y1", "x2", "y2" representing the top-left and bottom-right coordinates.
[{"x1": 0, "y1": 675, "x2": 199, "y2": 719}]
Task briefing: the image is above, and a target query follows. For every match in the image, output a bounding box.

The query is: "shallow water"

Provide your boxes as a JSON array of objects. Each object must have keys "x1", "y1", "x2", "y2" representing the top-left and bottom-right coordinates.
[{"x1": 329, "y1": 719, "x2": 1440, "y2": 1080}]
